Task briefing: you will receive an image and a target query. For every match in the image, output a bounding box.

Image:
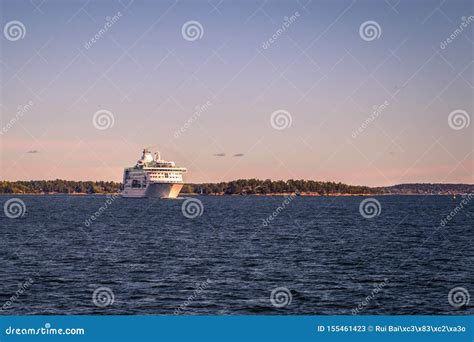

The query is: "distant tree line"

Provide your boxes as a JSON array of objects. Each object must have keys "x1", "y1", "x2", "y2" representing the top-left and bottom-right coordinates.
[
  {"x1": 0, "y1": 179, "x2": 372, "y2": 195},
  {"x1": 0, "y1": 180, "x2": 471, "y2": 195},
  {"x1": 375, "y1": 183, "x2": 474, "y2": 194},
  {"x1": 0, "y1": 180, "x2": 121, "y2": 194},
  {"x1": 180, "y1": 179, "x2": 374, "y2": 195}
]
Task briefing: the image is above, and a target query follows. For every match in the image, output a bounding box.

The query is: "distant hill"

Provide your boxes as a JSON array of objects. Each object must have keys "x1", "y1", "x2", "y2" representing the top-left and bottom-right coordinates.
[
  {"x1": 376, "y1": 183, "x2": 474, "y2": 195},
  {"x1": 1, "y1": 179, "x2": 471, "y2": 195}
]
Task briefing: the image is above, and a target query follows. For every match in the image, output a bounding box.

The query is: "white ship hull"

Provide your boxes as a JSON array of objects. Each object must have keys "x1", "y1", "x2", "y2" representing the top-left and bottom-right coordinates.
[{"x1": 122, "y1": 183, "x2": 183, "y2": 199}]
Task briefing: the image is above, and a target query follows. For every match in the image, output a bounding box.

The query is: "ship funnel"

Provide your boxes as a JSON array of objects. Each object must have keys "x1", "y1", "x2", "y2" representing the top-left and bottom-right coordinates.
[{"x1": 140, "y1": 148, "x2": 154, "y2": 163}]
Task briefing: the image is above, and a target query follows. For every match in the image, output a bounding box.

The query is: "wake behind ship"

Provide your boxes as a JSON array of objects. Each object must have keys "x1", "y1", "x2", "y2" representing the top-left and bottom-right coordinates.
[{"x1": 122, "y1": 149, "x2": 187, "y2": 198}]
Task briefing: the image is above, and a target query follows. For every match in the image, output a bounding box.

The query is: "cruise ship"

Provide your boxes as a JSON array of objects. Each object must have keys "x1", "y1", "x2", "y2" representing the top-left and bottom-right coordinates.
[{"x1": 122, "y1": 149, "x2": 187, "y2": 198}]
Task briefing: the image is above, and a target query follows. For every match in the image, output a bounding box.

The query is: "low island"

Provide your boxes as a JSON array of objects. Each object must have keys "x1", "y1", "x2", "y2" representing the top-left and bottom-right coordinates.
[{"x1": 0, "y1": 180, "x2": 472, "y2": 196}]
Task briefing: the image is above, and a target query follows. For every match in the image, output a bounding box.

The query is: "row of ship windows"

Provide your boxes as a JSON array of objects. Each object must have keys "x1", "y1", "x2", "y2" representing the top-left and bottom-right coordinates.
[
  {"x1": 127, "y1": 175, "x2": 180, "y2": 179},
  {"x1": 149, "y1": 173, "x2": 181, "y2": 178},
  {"x1": 129, "y1": 180, "x2": 180, "y2": 188}
]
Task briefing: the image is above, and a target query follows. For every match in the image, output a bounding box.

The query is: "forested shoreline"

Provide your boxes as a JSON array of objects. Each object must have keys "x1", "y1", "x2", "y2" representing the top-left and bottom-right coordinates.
[
  {"x1": 0, "y1": 179, "x2": 371, "y2": 195},
  {"x1": 180, "y1": 179, "x2": 373, "y2": 195},
  {"x1": 0, "y1": 180, "x2": 472, "y2": 195},
  {"x1": 0, "y1": 180, "x2": 121, "y2": 194}
]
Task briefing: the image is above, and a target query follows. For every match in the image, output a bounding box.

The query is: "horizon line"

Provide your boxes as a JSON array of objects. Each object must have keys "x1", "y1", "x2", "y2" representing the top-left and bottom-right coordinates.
[{"x1": 1, "y1": 179, "x2": 473, "y2": 188}]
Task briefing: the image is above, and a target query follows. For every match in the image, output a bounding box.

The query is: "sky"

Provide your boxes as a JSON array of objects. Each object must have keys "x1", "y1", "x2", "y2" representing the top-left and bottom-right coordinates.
[{"x1": 0, "y1": 0, "x2": 473, "y2": 186}]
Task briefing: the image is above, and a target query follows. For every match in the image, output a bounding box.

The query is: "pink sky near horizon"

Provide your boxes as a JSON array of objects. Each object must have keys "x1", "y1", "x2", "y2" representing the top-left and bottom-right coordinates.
[{"x1": 1, "y1": 136, "x2": 472, "y2": 186}]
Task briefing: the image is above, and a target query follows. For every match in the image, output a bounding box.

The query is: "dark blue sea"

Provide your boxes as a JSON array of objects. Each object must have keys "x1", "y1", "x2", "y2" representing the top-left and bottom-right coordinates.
[{"x1": 0, "y1": 195, "x2": 472, "y2": 315}]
